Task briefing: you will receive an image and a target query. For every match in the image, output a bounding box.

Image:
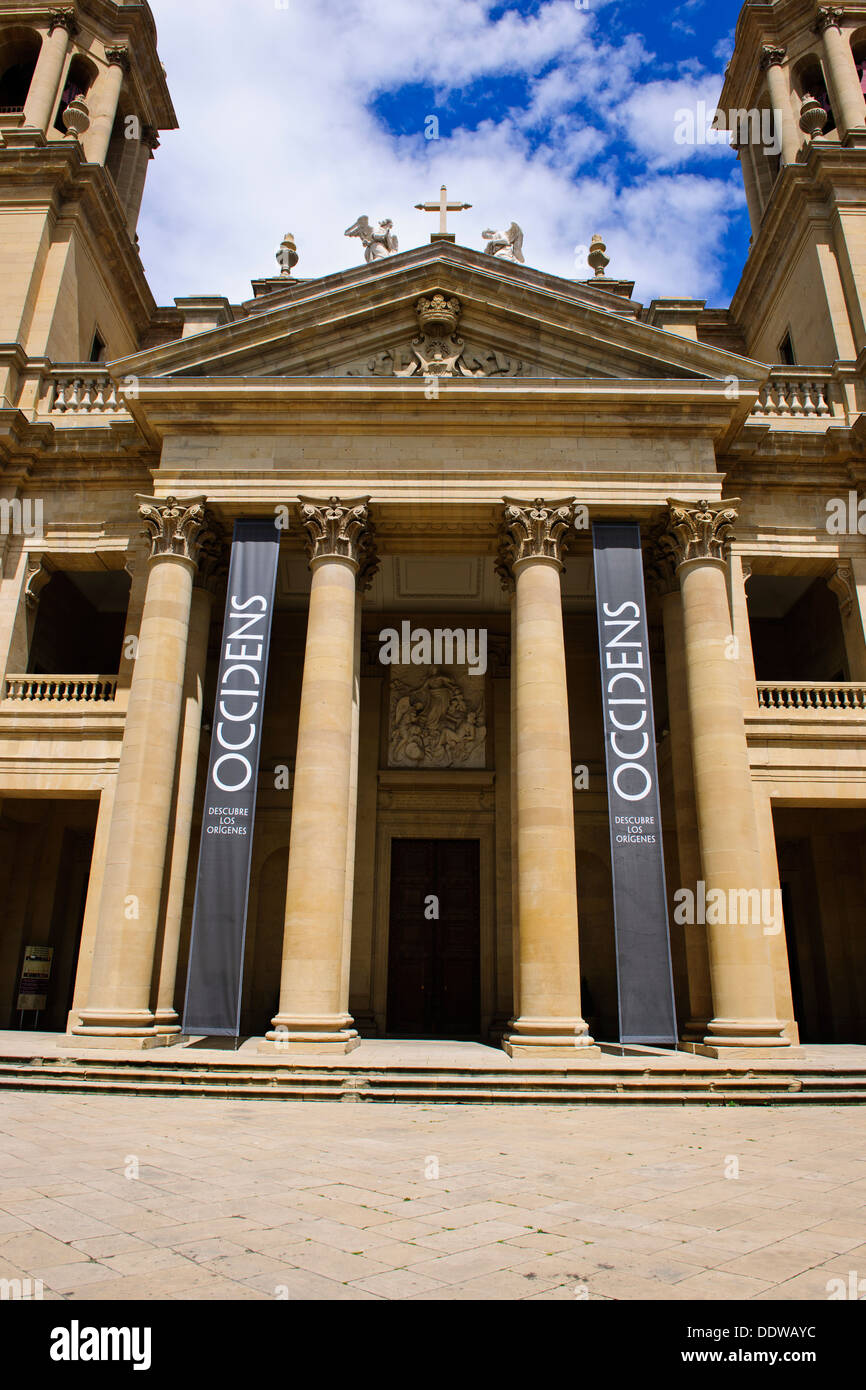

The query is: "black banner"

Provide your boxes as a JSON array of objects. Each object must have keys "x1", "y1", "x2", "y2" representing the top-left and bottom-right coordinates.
[
  {"x1": 592, "y1": 523, "x2": 677, "y2": 1044},
  {"x1": 183, "y1": 519, "x2": 280, "y2": 1036}
]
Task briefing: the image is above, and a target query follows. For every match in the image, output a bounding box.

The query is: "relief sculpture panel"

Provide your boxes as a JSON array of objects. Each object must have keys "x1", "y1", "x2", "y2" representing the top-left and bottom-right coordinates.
[{"x1": 388, "y1": 666, "x2": 487, "y2": 770}]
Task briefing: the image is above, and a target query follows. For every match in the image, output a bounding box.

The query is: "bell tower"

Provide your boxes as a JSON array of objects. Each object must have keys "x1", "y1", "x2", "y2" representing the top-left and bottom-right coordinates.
[
  {"x1": 720, "y1": 1, "x2": 866, "y2": 366},
  {"x1": 0, "y1": 0, "x2": 176, "y2": 400}
]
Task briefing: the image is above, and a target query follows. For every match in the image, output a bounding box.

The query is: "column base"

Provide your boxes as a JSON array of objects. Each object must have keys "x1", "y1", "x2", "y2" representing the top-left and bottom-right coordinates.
[
  {"x1": 680, "y1": 1016, "x2": 797, "y2": 1059},
  {"x1": 260, "y1": 1014, "x2": 360, "y2": 1055},
  {"x1": 502, "y1": 1016, "x2": 600, "y2": 1058},
  {"x1": 67, "y1": 1008, "x2": 180, "y2": 1049}
]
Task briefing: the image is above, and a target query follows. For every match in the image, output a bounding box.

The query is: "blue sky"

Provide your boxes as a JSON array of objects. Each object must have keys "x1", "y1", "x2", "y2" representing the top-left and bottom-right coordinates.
[{"x1": 140, "y1": 0, "x2": 746, "y2": 308}]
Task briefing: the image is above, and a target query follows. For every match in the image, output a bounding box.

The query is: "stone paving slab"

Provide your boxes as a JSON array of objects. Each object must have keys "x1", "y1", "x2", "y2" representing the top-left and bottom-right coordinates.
[{"x1": 0, "y1": 1093, "x2": 863, "y2": 1300}]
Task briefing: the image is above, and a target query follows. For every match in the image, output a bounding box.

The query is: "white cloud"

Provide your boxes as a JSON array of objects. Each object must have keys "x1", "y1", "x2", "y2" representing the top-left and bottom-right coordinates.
[{"x1": 137, "y1": 0, "x2": 742, "y2": 308}]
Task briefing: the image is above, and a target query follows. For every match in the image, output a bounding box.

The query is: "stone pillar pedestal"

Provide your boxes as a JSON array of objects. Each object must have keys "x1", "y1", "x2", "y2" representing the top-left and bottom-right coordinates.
[
  {"x1": 816, "y1": 9, "x2": 866, "y2": 139},
  {"x1": 263, "y1": 498, "x2": 375, "y2": 1055},
  {"x1": 497, "y1": 499, "x2": 597, "y2": 1057},
  {"x1": 23, "y1": 15, "x2": 75, "y2": 133},
  {"x1": 70, "y1": 497, "x2": 215, "y2": 1047},
  {"x1": 661, "y1": 500, "x2": 791, "y2": 1058}
]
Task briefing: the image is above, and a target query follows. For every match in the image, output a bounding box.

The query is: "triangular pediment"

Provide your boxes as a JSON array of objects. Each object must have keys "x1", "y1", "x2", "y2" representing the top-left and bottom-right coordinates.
[{"x1": 113, "y1": 242, "x2": 763, "y2": 387}]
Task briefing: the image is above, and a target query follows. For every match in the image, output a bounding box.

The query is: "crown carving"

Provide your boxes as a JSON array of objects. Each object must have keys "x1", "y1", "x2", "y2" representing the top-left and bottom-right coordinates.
[
  {"x1": 48, "y1": 8, "x2": 78, "y2": 36},
  {"x1": 760, "y1": 45, "x2": 787, "y2": 70},
  {"x1": 415, "y1": 293, "x2": 461, "y2": 336}
]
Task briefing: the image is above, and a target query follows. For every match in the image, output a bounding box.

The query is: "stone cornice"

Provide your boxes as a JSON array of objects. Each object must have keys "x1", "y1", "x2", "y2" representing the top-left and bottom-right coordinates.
[{"x1": 119, "y1": 377, "x2": 760, "y2": 448}]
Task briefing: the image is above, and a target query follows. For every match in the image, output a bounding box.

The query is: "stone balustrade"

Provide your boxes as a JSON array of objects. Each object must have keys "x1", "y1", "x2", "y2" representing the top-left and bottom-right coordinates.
[
  {"x1": 3, "y1": 675, "x2": 119, "y2": 703},
  {"x1": 47, "y1": 372, "x2": 126, "y2": 415},
  {"x1": 756, "y1": 681, "x2": 866, "y2": 712},
  {"x1": 751, "y1": 373, "x2": 834, "y2": 419}
]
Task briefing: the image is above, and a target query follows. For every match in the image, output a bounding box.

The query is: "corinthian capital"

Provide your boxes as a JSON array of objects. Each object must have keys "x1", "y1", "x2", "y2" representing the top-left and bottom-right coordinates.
[
  {"x1": 137, "y1": 495, "x2": 215, "y2": 566},
  {"x1": 49, "y1": 8, "x2": 79, "y2": 36},
  {"x1": 760, "y1": 44, "x2": 787, "y2": 70},
  {"x1": 497, "y1": 497, "x2": 577, "y2": 583},
  {"x1": 661, "y1": 498, "x2": 741, "y2": 569},
  {"x1": 298, "y1": 496, "x2": 373, "y2": 570},
  {"x1": 815, "y1": 7, "x2": 844, "y2": 36},
  {"x1": 104, "y1": 45, "x2": 131, "y2": 72}
]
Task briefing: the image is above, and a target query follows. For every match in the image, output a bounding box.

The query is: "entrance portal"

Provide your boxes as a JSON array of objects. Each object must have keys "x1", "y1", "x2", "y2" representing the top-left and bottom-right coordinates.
[{"x1": 386, "y1": 838, "x2": 480, "y2": 1038}]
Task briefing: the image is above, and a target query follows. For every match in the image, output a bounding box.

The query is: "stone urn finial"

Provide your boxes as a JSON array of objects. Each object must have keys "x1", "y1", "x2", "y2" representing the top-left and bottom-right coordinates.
[
  {"x1": 799, "y1": 94, "x2": 828, "y2": 138},
  {"x1": 588, "y1": 233, "x2": 610, "y2": 278},
  {"x1": 62, "y1": 94, "x2": 90, "y2": 139},
  {"x1": 276, "y1": 231, "x2": 299, "y2": 276}
]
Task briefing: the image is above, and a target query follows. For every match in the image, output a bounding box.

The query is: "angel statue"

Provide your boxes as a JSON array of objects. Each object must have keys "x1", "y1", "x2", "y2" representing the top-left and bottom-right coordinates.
[
  {"x1": 344, "y1": 215, "x2": 399, "y2": 264},
  {"x1": 482, "y1": 222, "x2": 525, "y2": 263}
]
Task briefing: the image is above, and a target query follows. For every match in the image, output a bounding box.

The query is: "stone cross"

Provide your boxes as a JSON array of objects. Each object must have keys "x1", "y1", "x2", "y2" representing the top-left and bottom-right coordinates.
[{"x1": 415, "y1": 184, "x2": 472, "y2": 240}]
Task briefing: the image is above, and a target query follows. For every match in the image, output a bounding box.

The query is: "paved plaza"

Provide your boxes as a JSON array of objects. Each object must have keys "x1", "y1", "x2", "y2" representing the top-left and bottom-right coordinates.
[{"x1": 0, "y1": 1093, "x2": 864, "y2": 1301}]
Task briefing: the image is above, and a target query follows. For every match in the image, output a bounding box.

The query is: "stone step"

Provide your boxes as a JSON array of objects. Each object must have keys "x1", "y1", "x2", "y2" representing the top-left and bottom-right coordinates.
[{"x1": 0, "y1": 1059, "x2": 864, "y2": 1103}]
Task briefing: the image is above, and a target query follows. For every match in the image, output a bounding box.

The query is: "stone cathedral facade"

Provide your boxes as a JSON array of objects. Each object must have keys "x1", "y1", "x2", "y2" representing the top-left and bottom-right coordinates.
[{"x1": 1, "y1": 0, "x2": 865, "y2": 1058}]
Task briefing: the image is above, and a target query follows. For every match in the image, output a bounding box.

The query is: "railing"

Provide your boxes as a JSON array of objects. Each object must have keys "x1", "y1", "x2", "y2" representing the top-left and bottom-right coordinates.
[
  {"x1": 3, "y1": 675, "x2": 119, "y2": 703},
  {"x1": 751, "y1": 373, "x2": 833, "y2": 419},
  {"x1": 756, "y1": 681, "x2": 866, "y2": 712},
  {"x1": 47, "y1": 372, "x2": 125, "y2": 415}
]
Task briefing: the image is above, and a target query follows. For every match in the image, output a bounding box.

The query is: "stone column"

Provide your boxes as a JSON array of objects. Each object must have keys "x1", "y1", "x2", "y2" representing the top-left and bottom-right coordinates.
[
  {"x1": 736, "y1": 142, "x2": 762, "y2": 236},
  {"x1": 154, "y1": 541, "x2": 224, "y2": 1035},
  {"x1": 23, "y1": 11, "x2": 77, "y2": 133},
  {"x1": 815, "y1": 8, "x2": 866, "y2": 139},
  {"x1": 660, "y1": 500, "x2": 789, "y2": 1056},
  {"x1": 83, "y1": 46, "x2": 128, "y2": 166},
  {"x1": 761, "y1": 47, "x2": 800, "y2": 166},
  {"x1": 340, "y1": 542, "x2": 379, "y2": 1011},
  {"x1": 71, "y1": 496, "x2": 216, "y2": 1046},
  {"x1": 647, "y1": 546, "x2": 712, "y2": 1041},
  {"x1": 497, "y1": 499, "x2": 597, "y2": 1056},
  {"x1": 265, "y1": 497, "x2": 375, "y2": 1054}
]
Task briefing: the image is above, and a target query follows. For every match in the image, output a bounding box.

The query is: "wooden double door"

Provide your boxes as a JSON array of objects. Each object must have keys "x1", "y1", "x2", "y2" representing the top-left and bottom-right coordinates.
[{"x1": 386, "y1": 838, "x2": 481, "y2": 1038}]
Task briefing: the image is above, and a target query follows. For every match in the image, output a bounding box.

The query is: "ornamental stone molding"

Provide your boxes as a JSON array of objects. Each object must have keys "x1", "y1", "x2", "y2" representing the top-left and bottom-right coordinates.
[
  {"x1": 815, "y1": 7, "x2": 844, "y2": 36},
  {"x1": 137, "y1": 494, "x2": 214, "y2": 567},
  {"x1": 104, "y1": 45, "x2": 131, "y2": 72},
  {"x1": 759, "y1": 45, "x2": 787, "y2": 70},
  {"x1": 497, "y1": 497, "x2": 577, "y2": 584},
  {"x1": 48, "y1": 8, "x2": 79, "y2": 36},
  {"x1": 828, "y1": 562, "x2": 855, "y2": 618},
  {"x1": 661, "y1": 498, "x2": 741, "y2": 569},
  {"x1": 298, "y1": 495, "x2": 373, "y2": 570}
]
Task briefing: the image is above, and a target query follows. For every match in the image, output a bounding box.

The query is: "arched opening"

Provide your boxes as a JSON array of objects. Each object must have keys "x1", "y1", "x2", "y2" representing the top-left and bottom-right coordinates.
[
  {"x1": 0, "y1": 27, "x2": 42, "y2": 112},
  {"x1": 791, "y1": 53, "x2": 837, "y2": 137},
  {"x1": 53, "y1": 52, "x2": 97, "y2": 133}
]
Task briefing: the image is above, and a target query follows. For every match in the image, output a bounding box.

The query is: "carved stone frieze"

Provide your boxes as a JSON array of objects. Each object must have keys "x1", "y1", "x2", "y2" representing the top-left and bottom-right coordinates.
[
  {"x1": 298, "y1": 495, "x2": 373, "y2": 570},
  {"x1": 661, "y1": 498, "x2": 741, "y2": 569},
  {"x1": 137, "y1": 495, "x2": 216, "y2": 567},
  {"x1": 388, "y1": 666, "x2": 487, "y2": 770}
]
